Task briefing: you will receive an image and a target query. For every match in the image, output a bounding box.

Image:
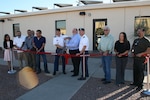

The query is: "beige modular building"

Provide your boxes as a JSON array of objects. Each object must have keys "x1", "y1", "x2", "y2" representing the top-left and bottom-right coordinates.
[{"x1": 0, "y1": 0, "x2": 150, "y2": 52}]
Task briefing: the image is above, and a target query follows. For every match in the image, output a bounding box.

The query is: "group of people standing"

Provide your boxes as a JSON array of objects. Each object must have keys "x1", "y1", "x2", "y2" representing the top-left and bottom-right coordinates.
[
  {"x1": 3, "y1": 30, "x2": 50, "y2": 74},
  {"x1": 3, "y1": 26, "x2": 150, "y2": 90},
  {"x1": 3, "y1": 27, "x2": 89, "y2": 80},
  {"x1": 53, "y1": 28, "x2": 89, "y2": 80},
  {"x1": 98, "y1": 27, "x2": 130, "y2": 86},
  {"x1": 98, "y1": 26, "x2": 150, "y2": 91}
]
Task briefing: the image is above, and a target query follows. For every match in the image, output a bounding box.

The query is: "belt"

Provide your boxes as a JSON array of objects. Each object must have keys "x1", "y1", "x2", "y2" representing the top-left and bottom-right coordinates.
[{"x1": 69, "y1": 49, "x2": 79, "y2": 51}]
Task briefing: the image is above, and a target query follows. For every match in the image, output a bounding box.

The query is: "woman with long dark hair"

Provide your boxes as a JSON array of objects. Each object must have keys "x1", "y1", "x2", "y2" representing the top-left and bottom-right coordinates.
[
  {"x1": 3, "y1": 34, "x2": 13, "y2": 73},
  {"x1": 114, "y1": 32, "x2": 130, "y2": 86}
]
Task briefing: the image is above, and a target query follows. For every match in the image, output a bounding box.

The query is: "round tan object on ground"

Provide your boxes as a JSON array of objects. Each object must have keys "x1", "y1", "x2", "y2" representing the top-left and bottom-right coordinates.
[{"x1": 18, "y1": 67, "x2": 39, "y2": 89}]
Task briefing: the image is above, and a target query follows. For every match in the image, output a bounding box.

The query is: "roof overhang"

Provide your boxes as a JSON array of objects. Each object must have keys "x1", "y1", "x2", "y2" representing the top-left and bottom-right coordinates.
[
  {"x1": 0, "y1": 12, "x2": 10, "y2": 15},
  {"x1": 14, "y1": 9, "x2": 27, "y2": 13},
  {"x1": 54, "y1": 3, "x2": 73, "y2": 7},
  {"x1": 113, "y1": 0, "x2": 137, "y2": 2},
  {"x1": 32, "y1": 7, "x2": 48, "y2": 10},
  {"x1": 80, "y1": 0, "x2": 103, "y2": 5},
  {"x1": 0, "y1": 0, "x2": 150, "y2": 19}
]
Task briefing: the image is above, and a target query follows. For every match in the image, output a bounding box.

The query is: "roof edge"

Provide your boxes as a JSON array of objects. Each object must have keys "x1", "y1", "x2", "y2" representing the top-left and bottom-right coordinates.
[{"x1": 0, "y1": 0, "x2": 150, "y2": 19}]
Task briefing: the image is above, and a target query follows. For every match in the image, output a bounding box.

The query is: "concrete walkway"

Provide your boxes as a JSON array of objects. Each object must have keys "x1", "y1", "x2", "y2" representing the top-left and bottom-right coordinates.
[{"x1": 0, "y1": 57, "x2": 133, "y2": 100}]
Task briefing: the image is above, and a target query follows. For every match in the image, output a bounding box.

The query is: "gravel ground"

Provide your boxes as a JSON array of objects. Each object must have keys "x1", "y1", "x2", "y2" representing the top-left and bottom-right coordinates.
[
  {"x1": 71, "y1": 77, "x2": 150, "y2": 100},
  {"x1": 1, "y1": 50, "x2": 148, "y2": 100},
  {"x1": 0, "y1": 65, "x2": 52, "y2": 100}
]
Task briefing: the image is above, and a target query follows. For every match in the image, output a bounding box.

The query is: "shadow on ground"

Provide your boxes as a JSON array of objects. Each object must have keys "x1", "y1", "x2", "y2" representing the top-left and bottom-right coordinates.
[{"x1": 71, "y1": 77, "x2": 150, "y2": 100}]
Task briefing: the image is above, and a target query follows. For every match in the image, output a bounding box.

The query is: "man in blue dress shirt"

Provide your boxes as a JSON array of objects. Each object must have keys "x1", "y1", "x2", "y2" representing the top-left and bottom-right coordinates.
[{"x1": 66, "y1": 28, "x2": 81, "y2": 76}]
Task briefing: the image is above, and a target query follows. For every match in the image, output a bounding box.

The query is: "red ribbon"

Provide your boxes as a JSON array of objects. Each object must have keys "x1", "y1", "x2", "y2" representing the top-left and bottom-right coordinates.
[
  {"x1": 64, "y1": 54, "x2": 71, "y2": 64},
  {"x1": 15, "y1": 49, "x2": 150, "y2": 65}
]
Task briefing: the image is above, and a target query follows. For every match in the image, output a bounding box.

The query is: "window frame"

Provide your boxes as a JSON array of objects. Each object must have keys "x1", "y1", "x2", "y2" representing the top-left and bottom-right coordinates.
[
  {"x1": 55, "y1": 20, "x2": 66, "y2": 34},
  {"x1": 134, "y1": 16, "x2": 150, "y2": 36},
  {"x1": 13, "y1": 23, "x2": 20, "y2": 37},
  {"x1": 93, "y1": 19, "x2": 107, "y2": 50}
]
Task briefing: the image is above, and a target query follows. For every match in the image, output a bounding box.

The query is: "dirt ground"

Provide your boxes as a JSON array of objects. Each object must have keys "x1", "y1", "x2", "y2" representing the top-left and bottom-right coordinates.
[
  {"x1": 71, "y1": 77, "x2": 150, "y2": 100},
  {"x1": 0, "y1": 65, "x2": 52, "y2": 100}
]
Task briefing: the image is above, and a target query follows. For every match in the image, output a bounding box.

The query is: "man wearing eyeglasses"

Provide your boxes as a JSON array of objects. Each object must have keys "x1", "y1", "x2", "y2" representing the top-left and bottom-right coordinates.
[
  {"x1": 65, "y1": 28, "x2": 81, "y2": 77},
  {"x1": 98, "y1": 26, "x2": 114, "y2": 84}
]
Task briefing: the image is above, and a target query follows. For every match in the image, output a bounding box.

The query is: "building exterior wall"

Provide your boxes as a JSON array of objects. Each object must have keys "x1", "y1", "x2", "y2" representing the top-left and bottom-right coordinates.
[
  {"x1": 0, "y1": 1, "x2": 150, "y2": 51},
  {"x1": 0, "y1": 23, "x2": 3, "y2": 47}
]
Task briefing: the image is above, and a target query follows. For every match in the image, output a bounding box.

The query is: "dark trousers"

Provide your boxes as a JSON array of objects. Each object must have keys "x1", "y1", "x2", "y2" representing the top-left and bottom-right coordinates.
[
  {"x1": 26, "y1": 52, "x2": 36, "y2": 70},
  {"x1": 81, "y1": 51, "x2": 89, "y2": 78},
  {"x1": 69, "y1": 49, "x2": 80, "y2": 75},
  {"x1": 115, "y1": 57, "x2": 128, "y2": 84},
  {"x1": 54, "y1": 48, "x2": 66, "y2": 72},
  {"x1": 36, "y1": 54, "x2": 48, "y2": 72},
  {"x1": 133, "y1": 57, "x2": 145, "y2": 87}
]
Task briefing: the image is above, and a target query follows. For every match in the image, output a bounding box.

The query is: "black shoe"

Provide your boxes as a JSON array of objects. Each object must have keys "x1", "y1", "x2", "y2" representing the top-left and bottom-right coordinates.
[
  {"x1": 36, "y1": 70, "x2": 41, "y2": 74},
  {"x1": 71, "y1": 70, "x2": 74, "y2": 72},
  {"x1": 71, "y1": 74, "x2": 78, "y2": 77},
  {"x1": 53, "y1": 72, "x2": 56, "y2": 75},
  {"x1": 116, "y1": 84, "x2": 121, "y2": 87},
  {"x1": 78, "y1": 77, "x2": 86, "y2": 80},
  {"x1": 81, "y1": 75, "x2": 89, "y2": 78},
  {"x1": 63, "y1": 71, "x2": 66, "y2": 74},
  {"x1": 101, "y1": 78, "x2": 106, "y2": 81},
  {"x1": 103, "y1": 81, "x2": 111, "y2": 84},
  {"x1": 121, "y1": 82, "x2": 125, "y2": 84},
  {"x1": 45, "y1": 71, "x2": 50, "y2": 74},
  {"x1": 36, "y1": 71, "x2": 41, "y2": 74},
  {"x1": 136, "y1": 87, "x2": 142, "y2": 91},
  {"x1": 130, "y1": 83, "x2": 136, "y2": 86}
]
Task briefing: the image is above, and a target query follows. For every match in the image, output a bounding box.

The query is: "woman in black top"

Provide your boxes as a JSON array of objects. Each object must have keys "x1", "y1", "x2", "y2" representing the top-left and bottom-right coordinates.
[
  {"x1": 114, "y1": 32, "x2": 130, "y2": 86},
  {"x1": 3, "y1": 34, "x2": 13, "y2": 73}
]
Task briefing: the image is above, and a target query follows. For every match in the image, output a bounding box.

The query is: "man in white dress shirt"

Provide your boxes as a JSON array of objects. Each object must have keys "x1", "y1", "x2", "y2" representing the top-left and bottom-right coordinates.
[
  {"x1": 13, "y1": 31, "x2": 27, "y2": 69},
  {"x1": 76, "y1": 28, "x2": 89, "y2": 80},
  {"x1": 53, "y1": 28, "x2": 66, "y2": 75}
]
